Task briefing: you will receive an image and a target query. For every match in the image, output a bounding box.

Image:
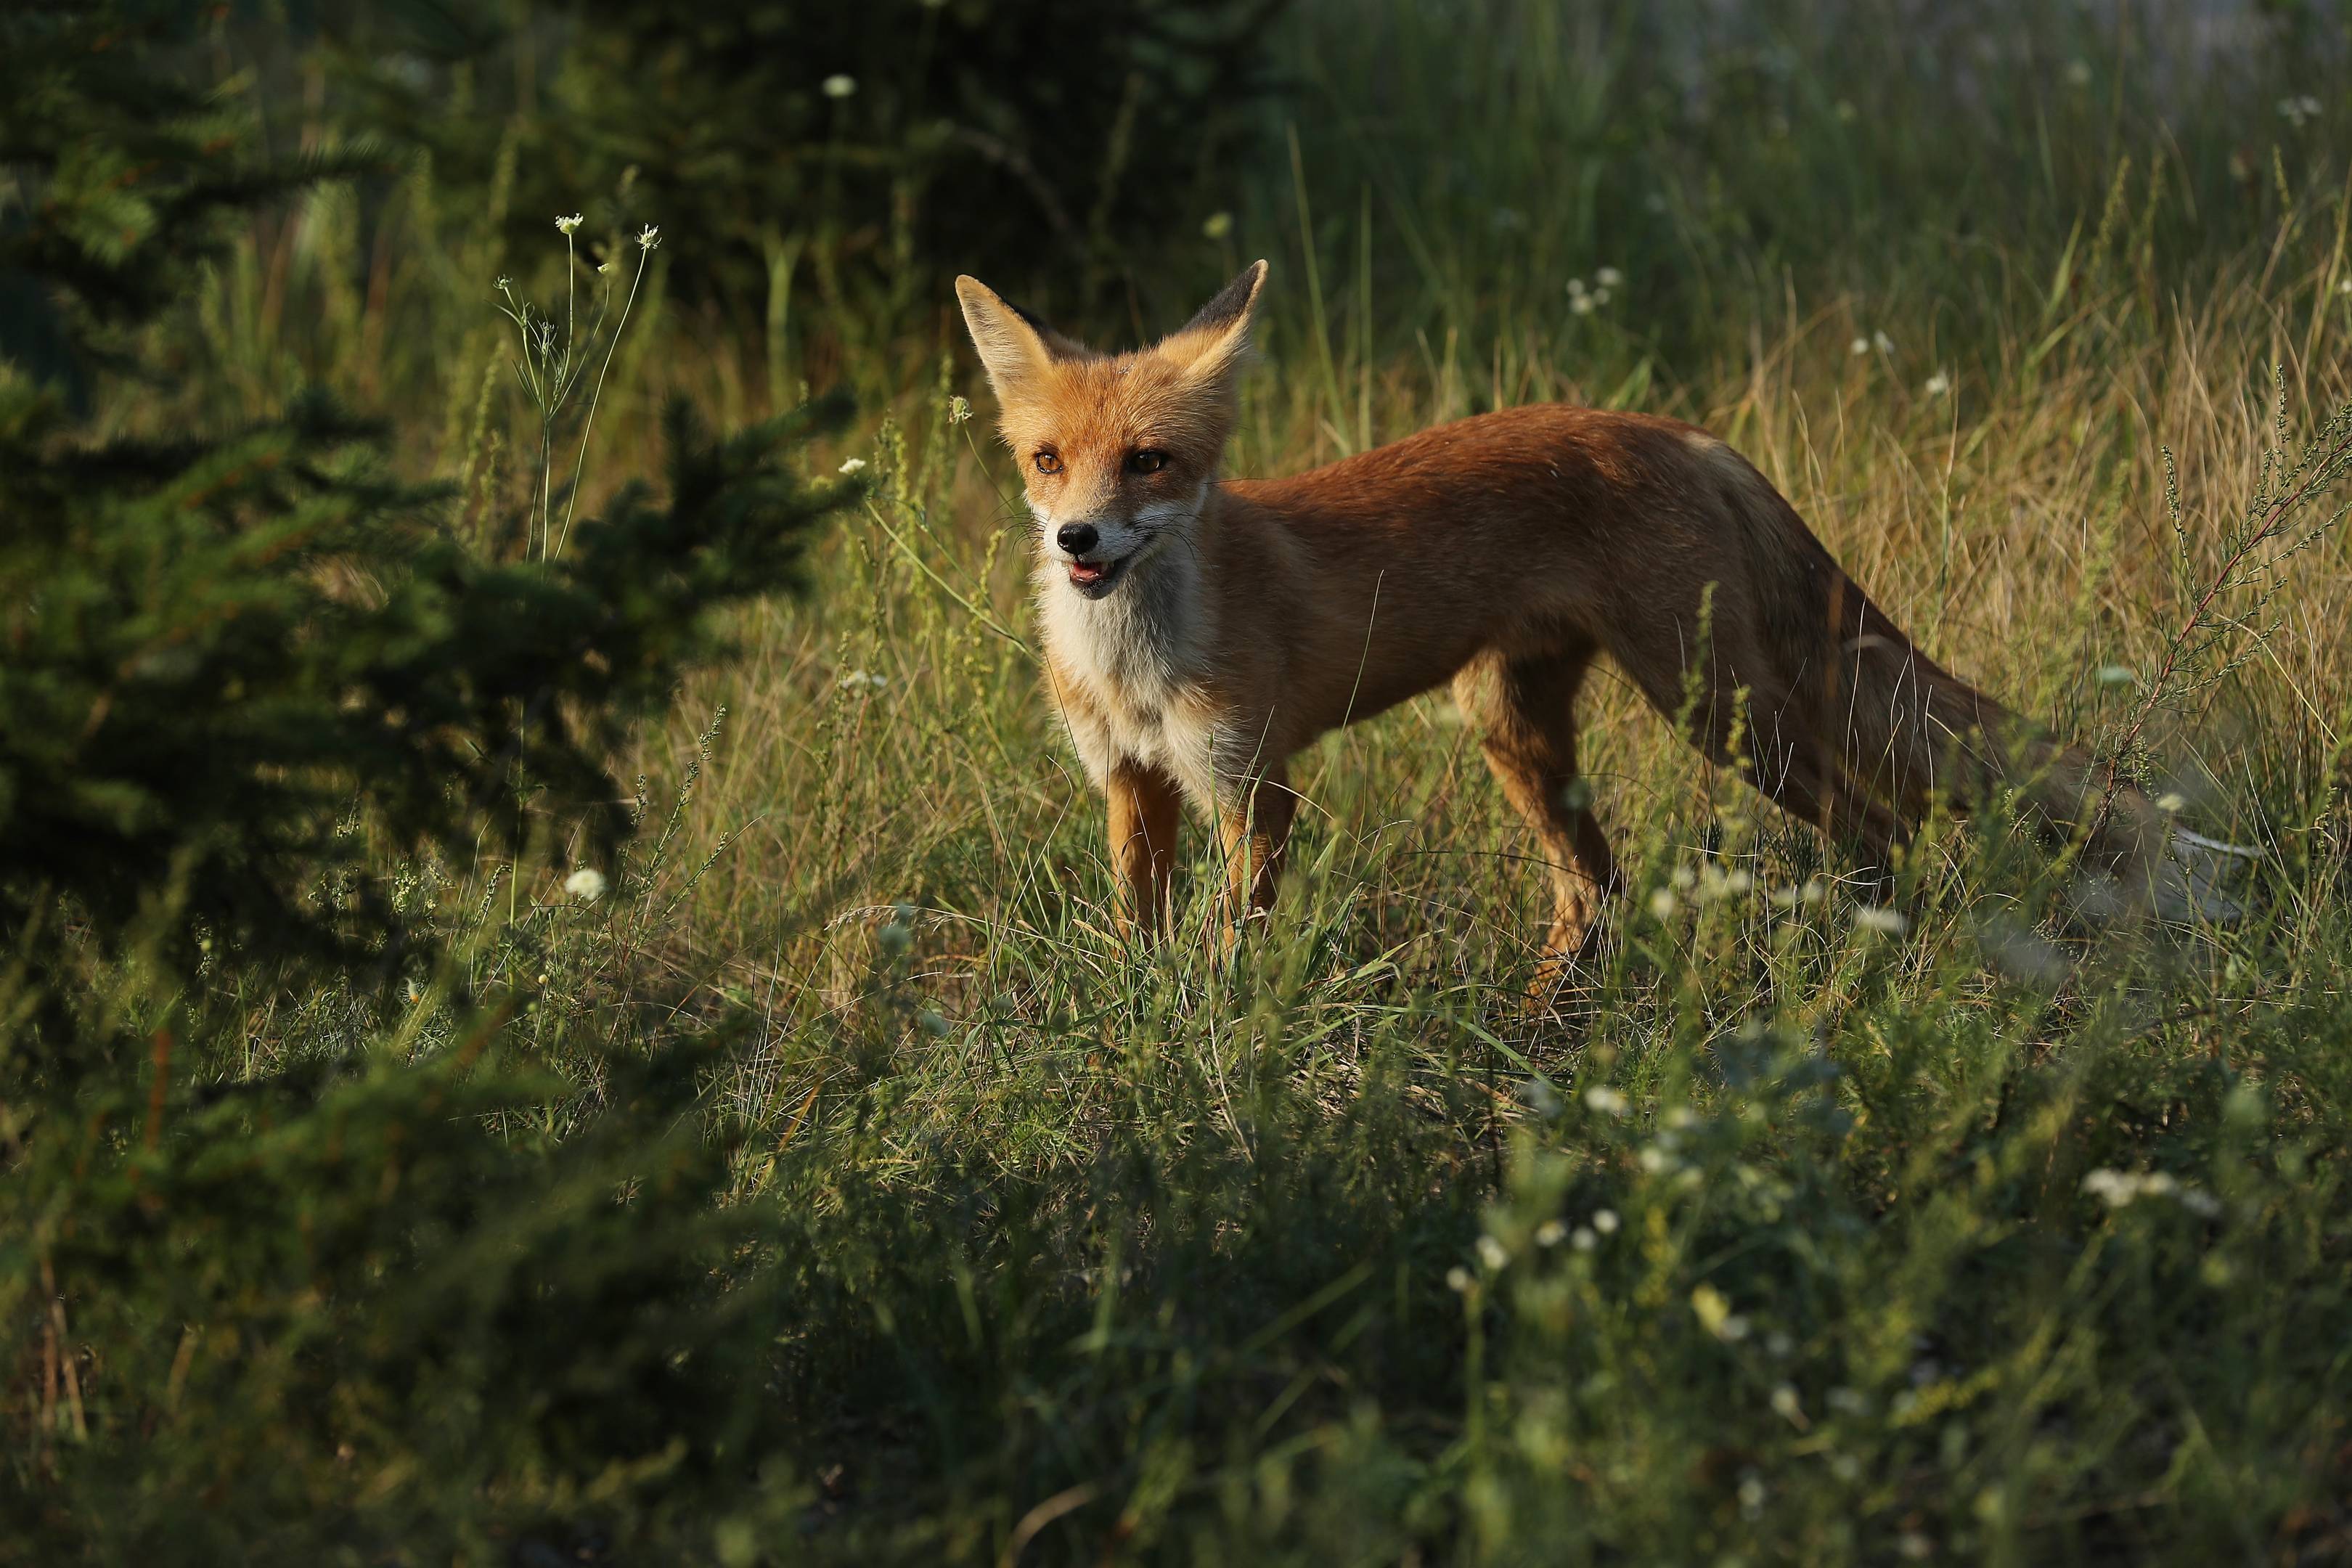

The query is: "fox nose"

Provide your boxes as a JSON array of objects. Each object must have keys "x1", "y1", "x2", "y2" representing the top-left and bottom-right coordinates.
[{"x1": 1056, "y1": 522, "x2": 1099, "y2": 558}]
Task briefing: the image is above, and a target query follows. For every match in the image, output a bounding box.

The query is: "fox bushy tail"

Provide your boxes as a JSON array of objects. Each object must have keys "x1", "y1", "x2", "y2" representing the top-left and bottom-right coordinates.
[{"x1": 1734, "y1": 465, "x2": 2249, "y2": 919}]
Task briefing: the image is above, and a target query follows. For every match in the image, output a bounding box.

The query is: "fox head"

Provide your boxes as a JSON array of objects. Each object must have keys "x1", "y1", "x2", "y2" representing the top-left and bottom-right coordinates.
[{"x1": 955, "y1": 261, "x2": 1268, "y2": 600}]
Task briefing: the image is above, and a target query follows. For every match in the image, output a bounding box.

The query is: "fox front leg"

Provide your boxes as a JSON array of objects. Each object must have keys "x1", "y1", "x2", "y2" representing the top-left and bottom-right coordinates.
[
  {"x1": 1106, "y1": 761, "x2": 1183, "y2": 942},
  {"x1": 1214, "y1": 772, "x2": 1297, "y2": 944}
]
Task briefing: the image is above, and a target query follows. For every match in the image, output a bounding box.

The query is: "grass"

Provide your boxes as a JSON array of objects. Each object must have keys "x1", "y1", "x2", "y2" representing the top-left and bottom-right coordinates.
[{"x1": 73, "y1": 0, "x2": 2352, "y2": 1560}]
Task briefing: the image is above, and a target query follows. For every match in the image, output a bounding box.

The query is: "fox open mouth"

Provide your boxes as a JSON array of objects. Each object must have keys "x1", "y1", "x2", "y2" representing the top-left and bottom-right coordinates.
[{"x1": 1066, "y1": 555, "x2": 1129, "y2": 597}]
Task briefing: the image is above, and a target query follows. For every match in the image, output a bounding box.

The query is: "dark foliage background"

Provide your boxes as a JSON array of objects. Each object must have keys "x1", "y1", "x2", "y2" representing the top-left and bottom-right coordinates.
[{"x1": 314, "y1": 0, "x2": 1286, "y2": 340}]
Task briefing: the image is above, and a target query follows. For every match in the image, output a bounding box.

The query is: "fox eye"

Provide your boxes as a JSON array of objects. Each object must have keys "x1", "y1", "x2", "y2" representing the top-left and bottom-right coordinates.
[
  {"x1": 1033, "y1": 449, "x2": 1062, "y2": 475},
  {"x1": 1128, "y1": 449, "x2": 1169, "y2": 475}
]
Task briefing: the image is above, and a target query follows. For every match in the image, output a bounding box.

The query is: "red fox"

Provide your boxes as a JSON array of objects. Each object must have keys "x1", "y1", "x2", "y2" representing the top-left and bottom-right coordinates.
[{"x1": 955, "y1": 261, "x2": 2247, "y2": 961}]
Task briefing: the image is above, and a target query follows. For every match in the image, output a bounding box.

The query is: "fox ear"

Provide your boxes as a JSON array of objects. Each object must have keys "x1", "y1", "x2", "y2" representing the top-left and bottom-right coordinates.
[
  {"x1": 955, "y1": 276, "x2": 1069, "y2": 404},
  {"x1": 1159, "y1": 260, "x2": 1268, "y2": 386}
]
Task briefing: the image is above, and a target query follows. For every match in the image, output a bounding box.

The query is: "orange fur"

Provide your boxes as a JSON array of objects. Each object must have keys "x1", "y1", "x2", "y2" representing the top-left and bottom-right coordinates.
[{"x1": 955, "y1": 263, "x2": 2240, "y2": 960}]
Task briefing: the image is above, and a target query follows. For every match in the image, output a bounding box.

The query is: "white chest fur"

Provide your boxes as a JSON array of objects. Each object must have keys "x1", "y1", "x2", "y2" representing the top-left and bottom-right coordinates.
[{"x1": 1037, "y1": 544, "x2": 1227, "y2": 808}]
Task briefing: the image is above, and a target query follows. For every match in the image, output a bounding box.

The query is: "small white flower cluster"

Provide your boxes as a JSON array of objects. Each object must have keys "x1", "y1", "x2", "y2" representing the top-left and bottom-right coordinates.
[
  {"x1": 563, "y1": 867, "x2": 608, "y2": 902},
  {"x1": 838, "y1": 668, "x2": 890, "y2": 693},
  {"x1": 1696, "y1": 863, "x2": 1754, "y2": 902},
  {"x1": 555, "y1": 212, "x2": 584, "y2": 236},
  {"x1": 947, "y1": 394, "x2": 973, "y2": 425},
  {"x1": 2082, "y1": 1167, "x2": 2222, "y2": 1217},
  {"x1": 1850, "y1": 329, "x2": 1895, "y2": 356},
  {"x1": 1583, "y1": 1084, "x2": 1630, "y2": 1118},
  {"x1": 1922, "y1": 369, "x2": 1952, "y2": 399},
  {"x1": 1567, "y1": 266, "x2": 1623, "y2": 316},
  {"x1": 1535, "y1": 1206, "x2": 1620, "y2": 1253},
  {"x1": 1691, "y1": 1283, "x2": 1750, "y2": 1342},
  {"x1": 1852, "y1": 905, "x2": 1908, "y2": 937},
  {"x1": 1768, "y1": 877, "x2": 1829, "y2": 909},
  {"x1": 2277, "y1": 94, "x2": 2322, "y2": 128},
  {"x1": 838, "y1": 456, "x2": 869, "y2": 475}
]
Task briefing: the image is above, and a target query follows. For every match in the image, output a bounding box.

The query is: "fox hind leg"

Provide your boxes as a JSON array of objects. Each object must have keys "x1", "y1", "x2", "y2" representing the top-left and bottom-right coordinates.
[{"x1": 1456, "y1": 645, "x2": 1620, "y2": 973}]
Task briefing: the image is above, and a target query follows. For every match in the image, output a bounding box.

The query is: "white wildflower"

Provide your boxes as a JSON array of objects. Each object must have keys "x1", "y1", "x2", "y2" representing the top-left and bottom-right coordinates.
[
  {"x1": 1853, "y1": 905, "x2": 1908, "y2": 936},
  {"x1": 947, "y1": 394, "x2": 973, "y2": 424},
  {"x1": 1591, "y1": 1208, "x2": 1620, "y2": 1234},
  {"x1": 637, "y1": 224, "x2": 661, "y2": 251},
  {"x1": 1584, "y1": 1085, "x2": 1630, "y2": 1118},
  {"x1": 838, "y1": 456, "x2": 868, "y2": 475},
  {"x1": 823, "y1": 74, "x2": 858, "y2": 99},
  {"x1": 1648, "y1": 886, "x2": 1677, "y2": 919},
  {"x1": 1569, "y1": 291, "x2": 1595, "y2": 317},
  {"x1": 1873, "y1": 330, "x2": 1894, "y2": 354},
  {"x1": 1692, "y1": 1283, "x2": 1749, "y2": 1341},
  {"x1": 2082, "y1": 1167, "x2": 2221, "y2": 1214},
  {"x1": 2096, "y1": 663, "x2": 2137, "y2": 685},
  {"x1": 1570, "y1": 1225, "x2": 1598, "y2": 1251},
  {"x1": 1446, "y1": 1266, "x2": 1472, "y2": 1293},
  {"x1": 1476, "y1": 1235, "x2": 1509, "y2": 1271},
  {"x1": 2278, "y1": 94, "x2": 2321, "y2": 128},
  {"x1": 1697, "y1": 865, "x2": 1753, "y2": 901},
  {"x1": 555, "y1": 212, "x2": 584, "y2": 235},
  {"x1": 1850, "y1": 336, "x2": 1872, "y2": 356},
  {"x1": 1924, "y1": 369, "x2": 1952, "y2": 398},
  {"x1": 2154, "y1": 791, "x2": 2188, "y2": 813},
  {"x1": 1535, "y1": 1220, "x2": 1567, "y2": 1247},
  {"x1": 563, "y1": 867, "x2": 608, "y2": 902},
  {"x1": 1595, "y1": 266, "x2": 1624, "y2": 288}
]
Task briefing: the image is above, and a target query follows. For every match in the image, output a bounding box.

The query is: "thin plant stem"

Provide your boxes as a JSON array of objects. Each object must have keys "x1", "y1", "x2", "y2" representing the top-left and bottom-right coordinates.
[{"x1": 554, "y1": 240, "x2": 652, "y2": 560}]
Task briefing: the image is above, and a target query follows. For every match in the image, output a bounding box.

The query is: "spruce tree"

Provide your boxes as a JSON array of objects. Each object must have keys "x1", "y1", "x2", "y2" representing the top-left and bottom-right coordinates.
[{"x1": 1, "y1": 7, "x2": 857, "y2": 1556}]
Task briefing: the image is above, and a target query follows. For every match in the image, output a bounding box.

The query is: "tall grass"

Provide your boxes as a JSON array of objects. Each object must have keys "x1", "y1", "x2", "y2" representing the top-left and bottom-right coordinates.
[{"x1": 135, "y1": 0, "x2": 2352, "y2": 1559}]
